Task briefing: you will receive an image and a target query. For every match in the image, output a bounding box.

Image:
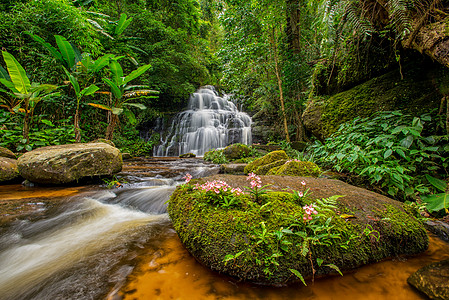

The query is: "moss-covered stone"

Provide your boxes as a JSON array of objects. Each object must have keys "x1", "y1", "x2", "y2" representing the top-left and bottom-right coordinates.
[
  {"x1": 0, "y1": 157, "x2": 19, "y2": 182},
  {"x1": 223, "y1": 144, "x2": 251, "y2": 160},
  {"x1": 252, "y1": 159, "x2": 287, "y2": 175},
  {"x1": 408, "y1": 259, "x2": 449, "y2": 300},
  {"x1": 0, "y1": 146, "x2": 16, "y2": 159},
  {"x1": 266, "y1": 160, "x2": 321, "y2": 177},
  {"x1": 169, "y1": 175, "x2": 428, "y2": 286},
  {"x1": 179, "y1": 153, "x2": 196, "y2": 158},
  {"x1": 244, "y1": 151, "x2": 289, "y2": 174},
  {"x1": 17, "y1": 143, "x2": 122, "y2": 184}
]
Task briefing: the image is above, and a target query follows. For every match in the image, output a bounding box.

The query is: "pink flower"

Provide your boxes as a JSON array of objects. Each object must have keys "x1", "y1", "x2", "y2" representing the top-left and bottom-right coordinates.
[
  {"x1": 183, "y1": 173, "x2": 192, "y2": 183},
  {"x1": 297, "y1": 191, "x2": 304, "y2": 198},
  {"x1": 301, "y1": 180, "x2": 306, "y2": 186}
]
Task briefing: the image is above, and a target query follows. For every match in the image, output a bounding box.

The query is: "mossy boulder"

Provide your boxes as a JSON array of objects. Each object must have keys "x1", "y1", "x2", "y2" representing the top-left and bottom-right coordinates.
[
  {"x1": 0, "y1": 147, "x2": 16, "y2": 159},
  {"x1": 0, "y1": 157, "x2": 19, "y2": 182},
  {"x1": 169, "y1": 175, "x2": 428, "y2": 286},
  {"x1": 180, "y1": 153, "x2": 196, "y2": 158},
  {"x1": 244, "y1": 150, "x2": 289, "y2": 174},
  {"x1": 266, "y1": 160, "x2": 321, "y2": 177},
  {"x1": 17, "y1": 143, "x2": 122, "y2": 184},
  {"x1": 408, "y1": 259, "x2": 449, "y2": 300},
  {"x1": 223, "y1": 143, "x2": 251, "y2": 160}
]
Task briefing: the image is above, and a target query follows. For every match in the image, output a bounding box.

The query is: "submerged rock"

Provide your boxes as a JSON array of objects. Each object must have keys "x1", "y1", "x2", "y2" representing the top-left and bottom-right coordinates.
[
  {"x1": 169, "y1": 175, "x2": 428, "y2": 286},
  {"x1": 18, "y1": 143, "x2": 122, "y2": 184},
  {"x1": 0, "y1": 157, "x2": 19, "y2": 182},
  {"x1": 408, "y1": 259, "x2": 449, "y2": 300}
]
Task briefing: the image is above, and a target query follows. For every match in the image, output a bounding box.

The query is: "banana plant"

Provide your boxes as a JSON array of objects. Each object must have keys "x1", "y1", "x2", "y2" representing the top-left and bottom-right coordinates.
[
  {"x1": 422, "y1": 175, "x2": 449, "y2": 214},
  {"x1": 26, "y1": 32, "x2": 113, "y2": 141},
  {"x1": 0, "y1": 51, "x2": 58, "y2": 146},
  {"x1": 88, "y1": 59, "x2": 158, "y2": 140}
]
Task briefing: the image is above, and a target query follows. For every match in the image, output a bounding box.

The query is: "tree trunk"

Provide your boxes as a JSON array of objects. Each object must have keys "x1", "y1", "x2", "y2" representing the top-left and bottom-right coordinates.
[
  {"x1": 286, "y1": 0, "x2": 301, "y2": 54},
  {"x1": 105, "y1": 113, "x2": 118, "y2": 141},
  {"x1": 446, "y1": 95, "x2": 449, "y2": 135},
  {"x1": 271, "y1": 27, "x2": 291, "y2": 142},
  {"x1": 403, "y1": 10, "x2": 449, "y2": 68},
  {"x1": 74, "y1": 106, "x2": 81, "y2": 143},
  {"x1": 23, "y1": 111, "x2": 30, "y2": 145}
]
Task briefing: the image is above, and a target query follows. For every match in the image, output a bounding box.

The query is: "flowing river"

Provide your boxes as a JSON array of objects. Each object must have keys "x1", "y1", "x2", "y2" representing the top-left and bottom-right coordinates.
[{"x1": 0, "y1": 158, "x2": 448, "y2": 300}]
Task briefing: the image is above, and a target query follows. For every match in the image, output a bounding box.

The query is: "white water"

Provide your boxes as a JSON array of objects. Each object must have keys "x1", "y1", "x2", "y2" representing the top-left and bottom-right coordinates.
[
  {"x1": 0, "y1": 186, "x2": 174, "y2": 300},
  {"x1": 154, "y1": 86, "x2": 252, "y2": 157}
]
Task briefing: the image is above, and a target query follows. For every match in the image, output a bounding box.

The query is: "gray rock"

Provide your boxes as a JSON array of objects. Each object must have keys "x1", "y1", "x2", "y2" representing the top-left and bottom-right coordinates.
[
  {"x1": 0, "y1": 157, "x2": 19, "y2": 182},
  {"x1": 408, "y1": 259, "x2": 449, "y2": 300},
  {"x1": 220, "y1": 163, "x2": 247, "y2": 174},
  {"x1": 18, "y1": 143, "x2": 122, "y2": 184},
  {"x1": 426, "y1": 220, "x2": 449, "y2": 243}
]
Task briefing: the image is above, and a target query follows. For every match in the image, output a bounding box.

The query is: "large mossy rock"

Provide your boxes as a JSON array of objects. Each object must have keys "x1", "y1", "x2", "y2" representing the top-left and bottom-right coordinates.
[
  {"x1": 0, "y1": 147, "x2": 16, "y2": 159},
  {"x1": 169, "y1": 175, "x2": 428, "y2": 286},
  {"x1": 18, "y1": 143, "x2": 122, "y2": 184},
  {"x1": 244, "y1": 150, "x2": 289, "y2": 175},
  {"x1": 223, "y1": 143, "x2": 251, "y2": 160},
  {"x1": 266, "y1": 160, "x2": 321, "y2": 177},
  {"x1": 408, "y1": 259, "x2": 449, "y2": 300},
  {"x1": 0, "y1": 157, "x2": 19, "y2": 182}
]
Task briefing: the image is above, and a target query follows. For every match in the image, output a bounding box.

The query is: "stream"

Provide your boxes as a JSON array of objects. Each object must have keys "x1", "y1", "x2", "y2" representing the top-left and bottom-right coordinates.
[{"x1": 0, "y1": 158, "x2": 448, "y2": 300}]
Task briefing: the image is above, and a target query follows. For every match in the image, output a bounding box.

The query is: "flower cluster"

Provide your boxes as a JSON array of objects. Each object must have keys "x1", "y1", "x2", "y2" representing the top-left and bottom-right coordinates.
[
  {"x1": 183, "y1": 173, "x2": 192, "y2": 183},
  {"x1": 302, "y1": 204, "x2": 318, "y2": 221},
  {"x1": 247, "y1": 172, "x2": 262, "y2": 189},
  {"x1": 286, "y1": 159, "x2": 301, "y2": 163},
  {"x1": 193, "y1": 180, "x2": 244, "y2": 196}
]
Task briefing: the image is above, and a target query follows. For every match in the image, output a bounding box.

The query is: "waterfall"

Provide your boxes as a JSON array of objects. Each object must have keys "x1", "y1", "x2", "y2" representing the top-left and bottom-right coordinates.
[{"x1": 154, "y1": 86, "x2": 252, "y2": 157}]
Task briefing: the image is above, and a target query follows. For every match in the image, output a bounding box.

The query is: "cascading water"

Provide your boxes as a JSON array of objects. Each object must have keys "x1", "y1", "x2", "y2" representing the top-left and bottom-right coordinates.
[{"x1": 154, "y1": 86, "x2": 252, "y2": 157}]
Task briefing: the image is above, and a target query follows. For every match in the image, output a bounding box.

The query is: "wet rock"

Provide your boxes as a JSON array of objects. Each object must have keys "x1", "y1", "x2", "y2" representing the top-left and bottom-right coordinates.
[
  {"x1": 0, "y1": 146, "x2": 16, "y2": 159},
  {"x1": 169, "y1": 175, "x2": 429, "y2": 286},
  {"x1": 220, "y1": 163, "x2": 247, "y2": 174},
  {"x1": 408, "y1": 259, "x2": 449, "y2": 300},
  {"x1": 122, "y1": 153, "x2": 132, "y2": 160},
  {"x1": 425, "y1": 220, "x2": 449, "y2": 243},
  {"x1": 18, "y1": 143, "x2": 122, "y2": 184},
  {"x1": 0, "y1": 157, "x2": 19, "y2": 182},
  {"x1": 179, "y1": 153, "x2": 196, "y2": 158}
]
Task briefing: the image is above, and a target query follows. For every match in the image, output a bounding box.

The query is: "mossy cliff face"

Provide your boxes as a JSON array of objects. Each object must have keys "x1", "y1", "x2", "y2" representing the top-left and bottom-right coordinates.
[
  {"x1": 303, "y1": 62, "x2": 449, "y2": 140},
  {"x1": 168, "y1": 175, "x2": 428, "y2": 286}
]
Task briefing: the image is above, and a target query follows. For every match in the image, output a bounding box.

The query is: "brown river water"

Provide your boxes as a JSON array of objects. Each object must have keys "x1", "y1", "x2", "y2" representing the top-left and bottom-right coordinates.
[{"x1": 0, "y1": 158, "x2": 448, "y2": 300}]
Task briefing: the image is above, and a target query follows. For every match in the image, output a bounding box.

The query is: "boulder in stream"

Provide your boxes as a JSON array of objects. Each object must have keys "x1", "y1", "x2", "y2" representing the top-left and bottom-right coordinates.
[
  {"x1": 408, "y1": 259, "x2": 449, "y2": 300},
  {"x1": 0, "y1": 157, "x2": 19, "y2": 182},
  {"x1": 0, "y1": 146, "x2": 16, "y2": 159},
  {"x1": 18, "y1": 143, "x2": 122, "y2": 184},
  {"x1": 169, "y1": 175, "x2": 429, "y2": 286}
]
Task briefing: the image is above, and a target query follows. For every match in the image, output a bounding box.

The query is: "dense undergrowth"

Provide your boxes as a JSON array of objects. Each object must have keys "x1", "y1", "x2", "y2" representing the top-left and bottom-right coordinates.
[{"x1": 306, "y1": 111, "x2": 448, "y2": 211}]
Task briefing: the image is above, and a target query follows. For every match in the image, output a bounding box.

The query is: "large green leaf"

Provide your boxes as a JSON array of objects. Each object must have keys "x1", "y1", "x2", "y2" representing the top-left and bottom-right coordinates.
[
  {"x1": 25, "y1": 32, "x2": 64, "y2": 64},
  {"x1": 2, "y1": 51, "x2": 30, "y2": 94},
  {"x1": 122, "y1": 108, "x2": 136, "y2": 124},
  {"x1": 111, "y1": 107, "x2": 124, "y2": 115},
  {"x1": 65, "y1": 70, "x2": 80, "y2": 96},
  {"x1": 0, "y1": 78, "x2": 17, "y2": 92},
  {"x1": 123, "y1": 102, "x2": 146, "y2": 110},
  {"x1": 422, "y1": 193, "x2": 448, "y2": 213},
  {"x1": 115, "y1": 13, "x2": 133, "y2": 36},
  {"x1": 91, "y1": 54, "x2": 113, "y2": 73},
  {"x1": 80, "y1": 84, "x2": 99, "y2": 97},
  {"x1": 123, "y1": 64, "x2": 151, "y2": 85},
  {"x1": 109, "y1": 60, "x2": 124, "y2": 86},
  {"x1": 103, "y1": 78, "x2": 122, "y2": 99},
  {"x1": 426, "y1": 174, "x2": 447, "y2": 192},
  {"x1": 55, "y1": 35, "x2": 75, "y2": 70},
  {"x1": 0, "y1": 65, "x2": 10, "y2": 81}
]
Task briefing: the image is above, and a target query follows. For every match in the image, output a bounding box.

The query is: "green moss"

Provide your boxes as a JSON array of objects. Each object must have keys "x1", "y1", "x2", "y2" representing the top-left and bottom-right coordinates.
[
  {"x1": 253, "y1": 159, "x2": 287, "y2": 175},
  {"x1": 244, "y1": 151, "x2": 289, "y2": 174},
  {"x1": 266, "y1": 160, "x2": 321, "y2": 177},
  {"x1": 223, "y1": 144, "x2": 251, "y2": 160},
  {"x1": 168, "y1": 183, "x2": 428, "y2": 286}
]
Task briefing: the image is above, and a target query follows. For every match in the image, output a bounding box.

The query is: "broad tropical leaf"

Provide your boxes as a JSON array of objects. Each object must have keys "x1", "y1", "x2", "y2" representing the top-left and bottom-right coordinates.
[
  {"x1": 426, "y1": 174, "x2": 447, "y2": 192},
  {"x1": 123, "y1": 64, "x2": 151, "y2": 85},
  {"x1": 65, "y1": 70, "x2": 80, "y2": 95},
  {"x1": 88, "y1": 102, "x2": 111, "y2": 111},
  {"x1": 55, "y1": 35, "x2": 75, "y2": 70},
  {"x1": 103, "y1": 78, "x2": 122, "y2": 99},
  {"x1": 80, "y1": 85, "x2": 99, "y2": 97},
  {"x1": 2, "y1": 51, "x2": 30, "y2": 94},
  {"x1": 91, "y1": 54, "x2": 113, "y2": 73},
  {"x1": 0, "y1": 78, "x2": 17, "y2": 92},
  {"x1": 0, "y1": 65, "x2": 10, "y2": 81},
  {"x1": 122, "y1": 108, "x2": 136, "y2": 124},
  {"x1": 25, "y1": 32, "x2": 64, "y2": 64},
  {"x1": 422, "y1": 193, "x2": 448, "y2": 213},
  {"x1": 289, "y1": 269, "x2": 306, "y2": 286},
  {"x1": 109, "y1": 60, "x2": 124, "y2": 86},
  {"x1": 123, "y1": 102, "x2": 146, "y2": 110},
  {"x1": 111, "y1": 107, "x2": 124, "y2": 115},
  {"x1": 115, "y1": 13, "x2": 133, "y2": 36}
]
